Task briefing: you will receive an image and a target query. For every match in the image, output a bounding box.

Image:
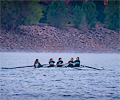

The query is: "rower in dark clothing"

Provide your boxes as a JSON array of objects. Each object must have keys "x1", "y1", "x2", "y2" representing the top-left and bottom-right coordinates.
[
  {"x1": 49, "y1": 58, "x2": 55, "y2": 67},
  {"x1": 57, "y1": 58, "x2": 64, "y2": 67},
  {"x1": 67, "y1": 58, "x2": 74, "y2": 67},
  {"x1": 34, "y1": 59, "x2": 43, "y2": 68},
  {"x1": 74, "y1": 57, "x2": 80, "y2": 67}
]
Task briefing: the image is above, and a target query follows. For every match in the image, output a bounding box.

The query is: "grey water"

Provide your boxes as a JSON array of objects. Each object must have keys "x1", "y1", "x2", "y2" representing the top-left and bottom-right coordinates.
[{"x1": 0, "y1": 52, "x2": 120, "y2": 100}]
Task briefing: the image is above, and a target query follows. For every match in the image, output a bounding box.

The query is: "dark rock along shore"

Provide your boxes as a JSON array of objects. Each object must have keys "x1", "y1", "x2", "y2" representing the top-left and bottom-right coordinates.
[{"x1": 0, "y1": 25, "x2": 120, "y2": 53}]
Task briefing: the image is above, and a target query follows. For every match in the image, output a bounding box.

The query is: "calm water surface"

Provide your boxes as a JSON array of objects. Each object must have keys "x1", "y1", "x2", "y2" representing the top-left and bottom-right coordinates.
[{"x1": 0, "y1": 52, "x2": 120, "y2": 100}]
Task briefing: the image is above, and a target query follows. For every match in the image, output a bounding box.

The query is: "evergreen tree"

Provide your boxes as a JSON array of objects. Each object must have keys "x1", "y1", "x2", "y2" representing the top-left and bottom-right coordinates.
[
  {"x1": 104, "y1": 0, "x2": 120, "y2": 29},
  {"x1": 72, "y1": 5, "x2": 83, "y2": 29},
  {"x1": 96, "y1": 0, "x2": 105, "y2": 23},
  {"x1": 40, "y1": 7, "x2": 47, "y2": 23},
  {"x1": 23, "y1": 1, "x2": 44, "y2": 25},
  {"x1": 82, "y1": 1, "x2": 98, "y2": 28},
  {"x1": 1, "y1": 1, "x2": 18, "y2": 28},
  {"x1": 47, "y1": 0, "x2": 68, "y2": 28},
  {"x1": 0, "y1": 0, "x2": 43, "y2": 28},
  {"x1": 69, "y1": 0, "x2": 83, "y2": 7}
]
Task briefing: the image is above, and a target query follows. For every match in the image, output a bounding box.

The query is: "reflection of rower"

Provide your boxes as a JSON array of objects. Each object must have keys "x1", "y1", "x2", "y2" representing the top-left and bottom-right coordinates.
[
  {"x1": 57, "y1": 58, "x2": 64, "y2": 67},
  {"x1": 74, "y1": 57, "x2": 80, "y2": 67},
  {"x1": 34, "y1": 59, "x2": 43, "y2": 68},
  {"x1": 48, "y1": 58, "x2": 55, "y2": 67}
]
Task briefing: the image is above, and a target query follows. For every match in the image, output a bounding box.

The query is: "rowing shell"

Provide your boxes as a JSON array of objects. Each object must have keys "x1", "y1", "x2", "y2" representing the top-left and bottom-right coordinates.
[
  {"x1": 1, "y1": 65, "x2": 104, "y2": 70},
  {"x1": 35, "y1": 65, "x2": 104, "y2": 70}
]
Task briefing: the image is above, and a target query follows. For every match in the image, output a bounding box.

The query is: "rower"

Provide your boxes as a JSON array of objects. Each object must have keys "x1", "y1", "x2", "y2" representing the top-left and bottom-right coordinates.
[
  {"x1": 57, "y1": 58, "x2": 64, "y2": 67},
  {"x1": 48, "y1": 58, "x2": 55, "y2": 67},
  {"x1": 34, "y1": 59, "x2": 43, "y2": 68},
  {"x1": 74, "y1": 57, "x2": 80, "y2": 67},
  {"x1": 67, "y1": 58, "x2": 74, "y2": 67}
]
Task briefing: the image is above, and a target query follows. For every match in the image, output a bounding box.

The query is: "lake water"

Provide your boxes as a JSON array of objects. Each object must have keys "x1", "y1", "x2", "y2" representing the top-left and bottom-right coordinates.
[{"x1": 0, "y1": 52, "x2": 120, "y2": 100}]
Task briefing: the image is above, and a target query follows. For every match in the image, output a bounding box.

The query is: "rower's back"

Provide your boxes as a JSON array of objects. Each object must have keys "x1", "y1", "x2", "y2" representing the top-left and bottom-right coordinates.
[
  {"x1": 49, "y1": 58, "x2": 55, "y2": 67},
  {"x1": 74, "y1": 57, "x2": 80, "y2": 67},
  {"x1": 57, "y1": 58, "x2": 63, "y2": 67},
  {"x1": 34, "y1": 59, "x2": 43, "y2": 68},
  {"x1": 68, "y1": 58, "x2": 74, "y2": 67}
]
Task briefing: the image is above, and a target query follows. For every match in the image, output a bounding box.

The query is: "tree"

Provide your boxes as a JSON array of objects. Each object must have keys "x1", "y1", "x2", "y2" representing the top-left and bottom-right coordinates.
[
  {"x1": 72, "y1": 5, "x2": 83, "y2": 29},
  {"x1": 47, "y1": 0, "x2": 68, "y2": 28},
  {"x1": 24, "y1": 1, "x2": 44, "y2": 25},
  {"x1": 104, "y1": 0, "x2": 120, "y2": 29},
  {"x1": 82, "y1": 1, "x2": 98, "y2": 28},
  {"x1": 1, "y1": 1, "x2": 18, "y2": 28},
  {"x1": 0, "y1": 0, "x2": 44, "y2": 28},
  {"x1": 95, "y1": 0, "x2": 105, "y2": 23}
]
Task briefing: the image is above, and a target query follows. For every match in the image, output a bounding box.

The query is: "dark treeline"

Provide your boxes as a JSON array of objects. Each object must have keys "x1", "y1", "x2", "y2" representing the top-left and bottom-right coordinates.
[{"x1": 0, "y1": 0, "x2": 120, "y2": 30}]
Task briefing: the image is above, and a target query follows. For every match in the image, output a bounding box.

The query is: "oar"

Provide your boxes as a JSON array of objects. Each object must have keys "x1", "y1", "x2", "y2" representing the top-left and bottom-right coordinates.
[
  {"x1": 2, "y1": 64, "x2": 49, "y2": 69},
  {"x1": 1, "y1": 65, "x2": 33, "y2": 69},
  {"x1": 81, "y1": 65, "x2": 104, "y2": 70}
]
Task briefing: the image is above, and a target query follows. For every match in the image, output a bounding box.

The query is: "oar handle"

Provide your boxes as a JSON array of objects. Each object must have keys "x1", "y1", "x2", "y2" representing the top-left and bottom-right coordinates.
[
  {"x1": 57, "y1": 63, "x2": 67, "y2": 66},
  {"x1": 42, "y1": 64, "x2": 49, "y2": 65}
]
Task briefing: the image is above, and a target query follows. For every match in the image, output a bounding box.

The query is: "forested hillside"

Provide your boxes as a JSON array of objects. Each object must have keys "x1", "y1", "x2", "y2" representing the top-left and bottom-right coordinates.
[{"x1": 1, "y1": 0, "x2": 120, "y2": 29}]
